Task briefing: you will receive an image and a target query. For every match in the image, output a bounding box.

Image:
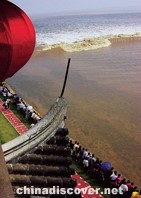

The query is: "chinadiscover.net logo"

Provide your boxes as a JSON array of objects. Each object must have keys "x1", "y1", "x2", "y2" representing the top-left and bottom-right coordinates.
[{"x1": 16, "y1": 186, "x2": 124, "y2": 196}]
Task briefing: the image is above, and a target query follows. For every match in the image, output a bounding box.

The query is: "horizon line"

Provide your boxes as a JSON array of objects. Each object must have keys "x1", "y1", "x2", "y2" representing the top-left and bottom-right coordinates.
[{"x1": 29, "y1": 10, "x2": 141, "y2": 18}]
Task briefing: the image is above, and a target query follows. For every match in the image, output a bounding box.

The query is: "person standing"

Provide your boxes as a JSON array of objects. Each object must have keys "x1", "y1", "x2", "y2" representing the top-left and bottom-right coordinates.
[{"x1": 3, "y1": 98, "x2": 10, "y2": 109}]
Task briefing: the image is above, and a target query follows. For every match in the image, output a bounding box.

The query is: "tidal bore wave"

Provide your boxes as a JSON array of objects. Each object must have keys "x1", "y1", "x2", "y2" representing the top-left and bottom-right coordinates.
[{"x1": 36, "y1": 33, "x2": 141, "y2": 52}]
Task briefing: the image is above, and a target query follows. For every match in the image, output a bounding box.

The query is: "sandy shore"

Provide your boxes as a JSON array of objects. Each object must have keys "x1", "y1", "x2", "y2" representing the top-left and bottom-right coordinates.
[{"x1": 7, "y1": 37, "x2": 141, "y2": 187}]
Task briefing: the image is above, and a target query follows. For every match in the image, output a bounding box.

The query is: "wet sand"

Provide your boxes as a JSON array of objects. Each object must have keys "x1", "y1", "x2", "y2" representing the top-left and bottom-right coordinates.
[{"x1": 7, "y1": 38, "x2": 141, "y2": 187}]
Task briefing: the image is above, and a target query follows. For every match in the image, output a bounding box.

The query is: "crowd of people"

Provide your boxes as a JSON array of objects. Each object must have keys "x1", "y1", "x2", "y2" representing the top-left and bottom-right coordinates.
[
  {"x1": 68, "y1": 140, "x2": 141, "y2": 198},
  {"x1": 0, "y1": 83, "x2": 41, "y2": 126}
]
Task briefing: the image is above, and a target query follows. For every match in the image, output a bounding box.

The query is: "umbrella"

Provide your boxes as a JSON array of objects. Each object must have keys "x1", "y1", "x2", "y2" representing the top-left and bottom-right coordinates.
[{"x1": 101, "y1": 161, "x2": 112, "y2": 172}]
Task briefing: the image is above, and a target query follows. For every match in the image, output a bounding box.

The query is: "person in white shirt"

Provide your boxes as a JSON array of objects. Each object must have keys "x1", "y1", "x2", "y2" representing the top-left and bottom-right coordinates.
[
  {"x1": 119, "y1": 182, "x2": 128, "y2": 194},
  {"x1": 110, "y1": 171, "x2": 118, "y2": 181}
]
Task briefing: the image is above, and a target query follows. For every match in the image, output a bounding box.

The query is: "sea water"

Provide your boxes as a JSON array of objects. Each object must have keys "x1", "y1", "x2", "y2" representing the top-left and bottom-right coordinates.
[{"x1": 33, "y1": 13, "x2": 141, "y2": 49}]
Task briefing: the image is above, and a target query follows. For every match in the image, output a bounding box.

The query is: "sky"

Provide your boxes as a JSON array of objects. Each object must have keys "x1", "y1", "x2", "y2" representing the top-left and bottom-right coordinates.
[{"x1": 10, "y1": 0, "x2": 141, "y2": 16}]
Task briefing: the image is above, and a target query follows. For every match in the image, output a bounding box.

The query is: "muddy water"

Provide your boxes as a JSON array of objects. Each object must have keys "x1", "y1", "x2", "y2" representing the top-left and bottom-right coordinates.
[{"x1": 7, "y1": 39, "x2": 141, "y2": 186}]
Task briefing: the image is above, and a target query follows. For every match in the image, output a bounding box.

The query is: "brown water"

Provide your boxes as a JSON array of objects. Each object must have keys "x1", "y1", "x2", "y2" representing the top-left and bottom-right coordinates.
[{"x1": 7, "y1": 38, "x2": 141, "y2": 187}]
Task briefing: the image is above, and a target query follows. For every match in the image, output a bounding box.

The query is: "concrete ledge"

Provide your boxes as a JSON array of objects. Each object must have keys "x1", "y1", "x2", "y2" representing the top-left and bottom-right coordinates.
[{"x1": 2, "y1": 97, "x2": 67, "y2": 163}]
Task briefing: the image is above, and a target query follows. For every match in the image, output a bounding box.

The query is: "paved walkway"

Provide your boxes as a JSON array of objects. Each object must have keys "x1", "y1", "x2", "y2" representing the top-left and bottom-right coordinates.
[
  {"x1": 0, "y1": 100, "x2": 28, "y2": 135},
  {"x1": 72, "y1": 172, "x2": 102, "y2": 198},
  {"x1": 0, "y1": 98, "x2": 102, "y2": 198}
]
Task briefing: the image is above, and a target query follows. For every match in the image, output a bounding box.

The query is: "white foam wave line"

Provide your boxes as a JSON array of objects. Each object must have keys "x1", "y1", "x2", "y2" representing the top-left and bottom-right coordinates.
[
  {"x1": 36, "y1": 24, "x2": 141, "y2": 46},
  {"x1": 35, "y1": 32, "x2": 141, "y2": 52}
]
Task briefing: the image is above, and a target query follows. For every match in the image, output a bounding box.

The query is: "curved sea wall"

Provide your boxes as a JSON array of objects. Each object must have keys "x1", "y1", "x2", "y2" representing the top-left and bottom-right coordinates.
[{"x1": 2, "y1": 97, "x2": 67, "y2": 163}]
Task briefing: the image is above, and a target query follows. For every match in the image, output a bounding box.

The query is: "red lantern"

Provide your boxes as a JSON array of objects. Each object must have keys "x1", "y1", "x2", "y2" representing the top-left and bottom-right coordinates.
[{"x1": 0, "y1": 0, "x2": 36, "y2": 82}]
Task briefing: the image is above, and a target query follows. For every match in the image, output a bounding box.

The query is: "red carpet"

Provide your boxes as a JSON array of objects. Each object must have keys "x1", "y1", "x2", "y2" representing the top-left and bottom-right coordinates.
[
  {"x1": 0, "y1": 100, "x2": 28, "y2": 134},
  {"x1": 72, "y1": 172, "x2": 103, "y2": 198}
]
